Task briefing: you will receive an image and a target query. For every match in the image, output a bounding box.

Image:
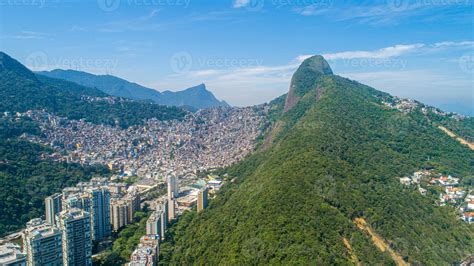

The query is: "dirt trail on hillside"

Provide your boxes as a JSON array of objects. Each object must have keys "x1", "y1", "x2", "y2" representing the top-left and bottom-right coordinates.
[
  {"x1": 354, "y1": 218, "x2": 408, "y2": 266},
  {"x1": 438, "y1": 126, "x2": 474, "y2": 150},
  {"x1": 343, "y1": 237, "x2": 360, "y2": 265}
]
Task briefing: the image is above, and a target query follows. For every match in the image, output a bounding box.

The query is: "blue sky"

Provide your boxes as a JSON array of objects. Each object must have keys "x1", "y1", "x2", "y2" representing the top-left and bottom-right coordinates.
[{"x1": 0, "y1": 0, "x2": 473, "y2": 115}]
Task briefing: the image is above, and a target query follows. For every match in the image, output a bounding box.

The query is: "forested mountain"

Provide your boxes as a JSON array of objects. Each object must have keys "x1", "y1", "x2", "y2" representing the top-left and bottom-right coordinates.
[
  {"x1": 160, "y1": 56, "x2": 473, "y2": 265},
  {"x1": 0, "y1": 51, "x2": 187, "y2": 236},
  {"x1": 159, "y1": 83, "x2": 230, "y2": 110},
  {"x1": 38, "y1": 69, "x2": 229, "y2": 109},
  {"x1": 0, "y1": 117, "x2": 110, "y2": 236},
  {"x1": 0, "y1": 52, "x2": 186, "y2": 128}
]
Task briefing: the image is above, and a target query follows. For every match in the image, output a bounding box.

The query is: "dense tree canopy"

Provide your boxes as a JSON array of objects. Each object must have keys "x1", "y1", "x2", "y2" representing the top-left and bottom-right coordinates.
[
  {"x1": 0, "y1": 52, "x2": 186, "y2": 128},
  {"x1": 160, "y1": 57, "x2": 473, "y2": 265},
  {"x1": 0, "y1": 117, "x2": 109, "y2": 236}
]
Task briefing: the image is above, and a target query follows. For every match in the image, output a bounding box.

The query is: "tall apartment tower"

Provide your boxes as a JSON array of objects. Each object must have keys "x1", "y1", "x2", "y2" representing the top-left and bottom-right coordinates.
[
  {"x1": 157, "y1": 201, "x2": 167, "y2": 240},
  {"x1": 167, "y1": 176, "x2": 178, "y2": 199},
  {"x1": 45, "y1": 193, "x2": 62, "y2": 226},
  {"x1": 62, "y1": 188, "x2": 111, "y2": 242},
  {"x1": 62, "y1": 192, "x2": 90, "y2": 211},
  {"x1": 167, "y1": 194, "x2": 176, "y2": 222},
  {"x1": 146, "y1": 205, "x2": 168, "y2": 239},
  {"x1": 87, "y1": 188, "x2": 111, "y2": 241},
  {"x1": 129, "y1": 235, "x2": 160, "y2": 266},
  {"x1": 146, "y1": 211, "x2": 161, "y2": 236},
  {"x1": 167, "y1": 176, "x2": 178, "y2": 222},
  {"x1": 58, "y1": 209, "x2": 92, "y2": 266},
  {"x1": 197, "y1": 187, "x2": 209, "y2": 213},
  {"x1": 124, "y1": 191, "x2": 141, "y2": 223},
  {"x1": 23, "y1": 218, "x2": 63, "y2": 266},
  {"x1": 110, "y1": 191, "x2": 140, "y2": 232},
  {"x1": 110, "y1": 199, "x2": 129, "y2": 232}
]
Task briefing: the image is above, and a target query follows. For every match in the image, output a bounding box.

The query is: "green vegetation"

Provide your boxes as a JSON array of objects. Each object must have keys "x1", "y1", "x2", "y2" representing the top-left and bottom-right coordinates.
[
  {"x1": 425, "y1": 110, "x2": 474, "y2": 143},
  {"x1": 93, "y1": 211, "x2": 149, "y2": 266},
  {"x1": 0, "y1": 52, "x2": 186, "y2": 128},
  {"x1": 123, "y1": 175, "x2": 140, "y2": 185},
  {"x1": 160, "y1": 56, "x2": 473, "y2": 265},
  {"x1": 0, "y1": 117, "x2": 109, "y2": 236}
]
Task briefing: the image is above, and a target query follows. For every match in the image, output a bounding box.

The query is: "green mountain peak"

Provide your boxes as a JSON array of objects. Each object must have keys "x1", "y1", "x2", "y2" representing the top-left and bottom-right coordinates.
[
  {"x1": 299, "y1": 55, "x2": 333, "y2": 75},
  {"x1": 161, "y1": 53, "x2": 473, "y2": 265},
  {"x1": 284, "y1": 55, "x2": 333, "y2": 112},
  {"x1": 0, "y1": 51, "x2": 38, "y2": 82}
]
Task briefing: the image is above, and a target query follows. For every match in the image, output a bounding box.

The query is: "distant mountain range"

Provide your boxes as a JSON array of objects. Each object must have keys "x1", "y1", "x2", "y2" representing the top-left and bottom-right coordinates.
[
  {"x1": 0, "y1": 51, "x2": 186, "y2": 128},
  {"x1": 37, "y1": 69, "x2": 229, "y2": 110},
  {"x1": 1, "y1": 50, "x2": 473, "y2": 264}
]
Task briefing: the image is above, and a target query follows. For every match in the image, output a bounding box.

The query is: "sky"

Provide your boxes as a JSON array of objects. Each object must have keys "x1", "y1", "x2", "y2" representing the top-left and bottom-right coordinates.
[{"x1": 0, "y1": 0, "x2": 473, "y2": 115}]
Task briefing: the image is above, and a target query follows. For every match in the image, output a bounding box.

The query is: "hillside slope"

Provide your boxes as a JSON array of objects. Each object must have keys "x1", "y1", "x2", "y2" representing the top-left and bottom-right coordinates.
[
  {"x1": 0, "y1": 52, "x2": 186, "y2": 127},
  {"x1": 0, "y1": 116, "x2": 110, "y2": 236},
  {"x1": 161, "y1": 56, "x2": 473, "y2": 265},
  {"x1": 38, "y1": 69, "x2": 230, "y2": 109}
]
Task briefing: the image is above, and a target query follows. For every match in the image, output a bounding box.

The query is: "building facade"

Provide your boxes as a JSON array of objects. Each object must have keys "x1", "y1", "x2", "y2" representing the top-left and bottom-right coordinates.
[
  {"x1": 0, "y1": 243, "x2": 26, "y2": 266},
  {"x1": 87, "y1": 188, "x2": 111, "y2": 241},
  {"x1": 146, "y1": 210, "x2": 165, "y2": 237},
  {"x1": 58, "y1": 209, "x2": 92, "y2": 266},
  {"x1": 110, "y1": 191, "x2": 141, "y2": 232},
  {"x1": 110, "y1": 199, "x2": 129, "y2": 232},
  {"x1": 128, "y1": 235, "x2": 160, "y2": 266},
  {"x1": 167, "y1": 176, "x2": 178, "y2": 200},
  {"x1": 45, "y1": 193, "x2": 62, "y2": 226},
  {"x1": 23, "y1": 219, "x2": 62, "y2": 266},
  {"x1": 197, "y1": 187, "x2": 209, "y2": 213}
]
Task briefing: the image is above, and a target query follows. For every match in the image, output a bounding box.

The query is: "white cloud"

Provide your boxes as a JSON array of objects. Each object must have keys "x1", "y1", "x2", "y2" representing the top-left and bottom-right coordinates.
[
  {"x1": 432, "y1": 41, "x2": 474, "y2": 49},
  {"x1": 323, "y1": 44, "x2": 425, "y2": 60},
  {"x1": 155, "y1": 40, "x2": 473, "y2": 108},
  {"x1": 69, "y1": 26, "x2": 86, "y2": 32},
  {"x1": 321, "y1": 41, "x2": 474, "y2": 60},
  {"x1": 297, "y1": 5, "x2": 330, "y2": 16},
  {"x1": 190, "y1": 69, "x2": 222, "y2": 77},
  {"x1": 233, "y1": 0, "x2": 250, "y2": 8},
  {"x1": 8, "y1": 31, "x2": 51, "y2": 40},
  {"x1": 99, "y1": 9, "x2": 163, "y2": 33},
  {"x1": 294, "y1": 2, "x2": 473, "y2": 26},
  {"x1": 295, "y1": 54, "x2": 313, "y2": 62}
]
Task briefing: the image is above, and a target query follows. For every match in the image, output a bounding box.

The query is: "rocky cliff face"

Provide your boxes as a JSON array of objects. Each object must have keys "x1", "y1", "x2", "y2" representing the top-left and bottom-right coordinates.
[{"x1": 283, "y1": 55, "x2": 333, "y2": 112}]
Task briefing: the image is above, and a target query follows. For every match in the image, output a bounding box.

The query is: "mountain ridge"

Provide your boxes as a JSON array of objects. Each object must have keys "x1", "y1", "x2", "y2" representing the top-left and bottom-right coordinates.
[
  {"x1": 159, "y1": 55, "x2": 473, "y2": 265},
  {"x1": 37, "y1": 69, "x2": 230, "y2": 109},
  {"x1": 0, "y1": 51, "x2": 186, "y2": 128}
]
